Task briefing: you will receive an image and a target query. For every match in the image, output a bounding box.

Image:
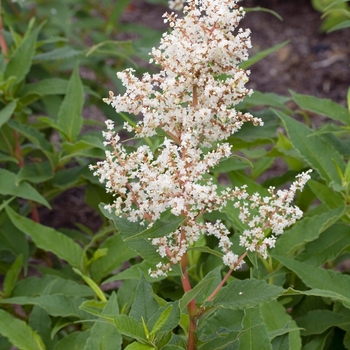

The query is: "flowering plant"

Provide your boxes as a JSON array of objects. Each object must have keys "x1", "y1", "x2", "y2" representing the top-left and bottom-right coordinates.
[
  {"x1": 90, "y1": 0, "x2": 311, "y2": 347},
  {"x1": 1, "y1": 0, "x2": 350, "y2": 349}
]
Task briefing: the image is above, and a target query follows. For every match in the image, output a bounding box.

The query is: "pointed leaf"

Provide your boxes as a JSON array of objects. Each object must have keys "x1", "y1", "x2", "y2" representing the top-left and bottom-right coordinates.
[
  {"x1": 6, "y1": 205, "x2": 84, "y2": 268},
  {"x1": 205, "y1": 279, "x2": 284, "y2": 310},
  {"x1": 275, "y1": 255, "x2": 350, "y2": 309},
  {"x1": 0, "y1": 216, "x2": 29, "y2": 265},
  {"x1": 240, "y1": 40, "x2": 289, "y2": 69},
  {"x1": 307, "y1": 179, "x2": 344, "y2": 209},
  {"x1": 20, "y1": 78, "x2": 69, "y2": 97},
  {"x1": 149, "y1": 305, "x2": 173, "y2": 337},
  {"x1": 3, "y1": 254, "x2": 23, "y2": 297},
  {"x1": 113, "y1": 314, "x2": 146, "y2": 342},
  {"x1": 125, "y1": 344, "x2": 155, "y2": 350},
  {"x1": 179, "y1": 277, "x2": 218, "y2": 311},
  {"x1": 273, "y1": 109, "x2": 346, "y2": 187},
  {"x1": 239, "y1": 307, "x2": 272, "y2": 350},
  {"x1": 99, "y1": 204, "x2": 167, "y2": 263},
  {"x1": 297, "y1": 223, "x2": 350, "y2": 266},
  {"x1": 260, "y1": 300, "x2": 302, "y2": 348},
  {"x1": 130, "y1": 278, "x2": 160, "y2": 325},
  {"x1": 16, "y1": 161, "x2": 54, "y2": 184},
  {"x1": 33, "y1": 47, "x2": 83, "y2": 62},
  {"x1": 0, "y1": 101, "x2": 16, "y2": 128},
  {"x1": 4, "y1": 24, "x2": 42, "y2": 85},
  {"x1": 273, "y1": 206, "x2": 346, "y2": 257},
  {"x1": 0, "y1": 169, "x2": 50, "y2": 208},
  {"x1": 0, "y1": 295, "x2": 89, "y2": 318},
  {"x1": 290, "y1": 91, "x2": 350, "y2": 125},
  {"x1": 84, "y1": 292, "x2": 122, "y2": 350},
  {"x1": 90, "y1": 234, "x2": 138, "y2": 283},
  {"x1": 125, "y1": 210, "x2": 186, "y2": 241},
  {"x1": 52, "y1": 331, "x2": 90, "y2": 350},
  {"x1": 296, "y1": 310, "x2": 350, "y2": 336},
  {"x1": 57, "y1": 64, "x2": 84, "y2": 142},
  {"x1": 12, "y1": 274, "x2": 94, "y2": 297},
  {"x1": 0, "y1": 309, "x2": 46, "y2": 350}
]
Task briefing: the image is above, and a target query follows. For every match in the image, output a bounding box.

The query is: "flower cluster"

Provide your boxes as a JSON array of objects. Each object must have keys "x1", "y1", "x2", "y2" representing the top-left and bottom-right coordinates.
[
  {"x1": 104, "y1": 0, "x2": 262, "y2": 148},
  {"x1": 229, "y1": 170, "x2": 312, "y2": 258},
  {"x1": 92, "y1": 0, "x2": 311, "y2": 277}
]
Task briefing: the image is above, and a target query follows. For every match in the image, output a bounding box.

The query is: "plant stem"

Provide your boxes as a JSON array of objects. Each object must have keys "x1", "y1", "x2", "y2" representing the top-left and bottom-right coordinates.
[
  {"x1": 0, "y1": 0, "x2": 8, "y2": 59},
  {"x1": 180, "y1": 251, "x2": 198, "y2": 350},
  {"x1": 206, "y1": 251, "x2": 248, "y2": 302}
]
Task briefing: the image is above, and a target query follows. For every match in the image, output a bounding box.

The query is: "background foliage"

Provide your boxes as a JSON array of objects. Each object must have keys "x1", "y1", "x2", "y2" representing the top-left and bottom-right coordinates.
[{"x1": 0, "y1": 0, "x2": 349, "y2": 349}]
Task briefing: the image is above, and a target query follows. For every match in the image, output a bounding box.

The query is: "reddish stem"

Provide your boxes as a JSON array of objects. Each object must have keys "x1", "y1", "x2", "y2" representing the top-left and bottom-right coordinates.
[
  {"x1": 0, "y1": 0, "x2": 8, "y2": 60},
  {"x1": 13, "y1": 130, "x2": 24, "y2": 167},
  {"x1": 206, "y1": 251, "x2": 248, "y2": 302},
  {"x1": 30, "y1": 203, "x2": 40, "y2": 223},
  {"x1": 180, "y1": 252, "x2": 198, "y2": 350}
]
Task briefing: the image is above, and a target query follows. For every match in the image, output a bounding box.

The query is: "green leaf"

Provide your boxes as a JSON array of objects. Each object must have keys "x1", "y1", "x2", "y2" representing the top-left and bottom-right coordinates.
[
  {"x1": 273, "y1": 109, "x2": 346, "y2": 187},
  {"x1": 297, "y1": 223, "x2": 350, "y2": 266},
  {"x1": 84, "y1": 292, "x2": 122, "y2": 350},
  {"x1": 205, "y1": 279, "x2": 284, "y2": 310},
  {"x1": 290, "y1": 90, "x2": 350, "y2": 125},
  {"x1": 149, "y1": 305, "x2": 173, "y2": 337},
  {"x1": 99, "y1": 204, "x2": 168, "y2": 263},
  {"x1": 7, "y1": 119, "x2": 53, "y2": 153},
  {"x1": 240, "y1": 91, "x2": 290, "y2": 109},
  {"x1": 272, "y1": 206, "x2": 346, "y2": 257},
  {"x1": 0, "y1": 101, "x2": 16, "y2": 128},
  {"x1": 125, "y1": 343, "x2": 155, "y2": 350},
  {"x1": 90, "y1": 234, "x2": 138, "y2": 283},
  {"x1": 302, "y1": 332, "x2": 332, "y2": 350},
  {"x1": 187, "y1": 245, "x2": 223, "y2": 259},
  {"x1": 0, "y1": 169, "x2": 50, "y2": 208},
  {"x1": 60, "y1": 139, "x2": 105, "y2": 162},
  {"x1": 260, "y1": 300, "x2": 301, "y2": 348},
  {"x1": 240, "y1": 40, "x2": 289, "y2": 69},
  {"x1": 307, "y1": 179, "x2": 344, "y2": 209},
  {"x1": 16, "y1": 161, "x2": 54, "y2": 184},
  {"x1": 0, "y1": 216, "x2": 29, "y2": 265},
  {"x1": 3, "y1": 254, "x2": 23, "y2": 297},
  {"x1": 244, "y1": 6, "x2": 283, "y2": 20},
  {"x1": 19, "y1": 78, "x2": 70, "y2": 106},
  {"x1": 6, "y1": 205, "x2": 84, "y2": 268},
  {"x1": 72, "y1": 268, "x2": 107, "y2": 302},
  {"x1": 4, "y1": 23, "x2": 42, "y2": 85},
  {"x1": 52, "y1": 330, "x2": 90, "y2": 350},
  {"x1": 29, "y1": 306, "x2": 56, "y2": 350},
  {"x1": 124, "y1": 210, "x2": 186, "y2": 241},
  {"x1": 7, "y1": 119, "x2": 56, "y2": 166},
  {"x1": 80, "y1": 300, "x2": 108, "y2": 319},
  {"x1": 275, "y1": 255, "x2": 350, "y2": 309},
  {"x1": 57, "y1": 64, "x2": 84, "y2": 142},
  {"x1": 179, "y1": 277, "x2": 218, "y2": 311},
  {"x1": 130, "y1": 278, "x2": 160, "y2": 325},
  {"x1": 296, "y1": 309, "x2": 350, "y2": 336},
  {"x1": 0, "y1": 295, "x2": 89, "y2": 318},
  {"x1": 33, "y1": 47, "x2": 84, "y2": 62},
  {"x1": 198, "y1": 329, "x2": 240, "y2": 350},
  {"x1": 113, "y1": 314, "x2": 147, "y2": 342},
  {"x1": 12, "y1": 274, "x2": 94, "y2": 297},
  {"x1": 20, "y1": 78, "x2": 69, "y2": 96},
  {"x1": 238, "y1": 307, "x2": 272, "y2": 350},
  {"x1": 327, "y1": 19, "x2": 350, "y2": 32},
  {"x1": 0, "y1": 309, "x2": 46, "y2": 350}
]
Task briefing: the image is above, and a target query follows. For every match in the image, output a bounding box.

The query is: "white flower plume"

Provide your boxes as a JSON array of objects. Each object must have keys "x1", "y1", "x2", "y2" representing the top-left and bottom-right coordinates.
[{"x1": 92, "y1": 0, "x2": 311, "y2": 277}]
